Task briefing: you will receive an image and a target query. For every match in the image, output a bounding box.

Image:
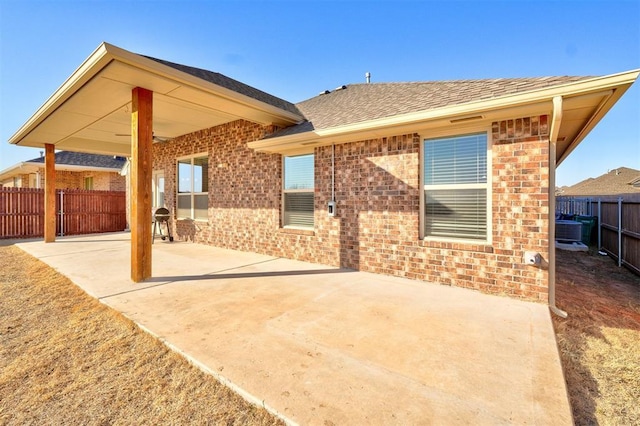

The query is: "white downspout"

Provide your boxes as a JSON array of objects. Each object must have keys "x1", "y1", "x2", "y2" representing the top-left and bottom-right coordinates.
[{"x1": 548, "y1": 96, "x2": 568, "y2": 318}]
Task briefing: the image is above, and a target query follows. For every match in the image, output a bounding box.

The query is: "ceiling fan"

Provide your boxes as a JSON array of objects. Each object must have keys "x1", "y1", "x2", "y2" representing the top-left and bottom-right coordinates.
[{"x1": 115, "y1": 133, "x2": 171, "y2": 143}]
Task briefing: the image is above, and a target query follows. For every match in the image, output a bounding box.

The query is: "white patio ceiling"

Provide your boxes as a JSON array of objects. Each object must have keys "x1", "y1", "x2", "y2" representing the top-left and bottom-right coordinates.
[{"x1": 9, "y1": 43, "x2": 303, "y2": 157}]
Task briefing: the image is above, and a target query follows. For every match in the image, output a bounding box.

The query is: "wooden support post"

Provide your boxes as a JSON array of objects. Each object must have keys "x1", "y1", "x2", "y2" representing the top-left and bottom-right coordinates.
[
  {"x1": 44, "y1": 143, "x2": 56, "y2": 243},
  {"x1": 130, "y1": 87, "x2": 153, "y2": 282}
]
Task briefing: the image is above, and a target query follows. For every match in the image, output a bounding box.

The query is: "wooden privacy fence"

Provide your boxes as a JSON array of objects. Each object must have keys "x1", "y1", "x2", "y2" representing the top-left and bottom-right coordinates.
[
  {"x1": 556, "y1": 196, "x2": 640, "y2": 276},
  {"x1": 0, "y1": 188, "x2": 126, "y2": 239}
]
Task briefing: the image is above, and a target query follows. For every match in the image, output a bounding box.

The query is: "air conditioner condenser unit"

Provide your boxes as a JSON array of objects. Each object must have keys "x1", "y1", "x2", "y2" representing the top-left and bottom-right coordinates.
[{"x1": 555, "y1": 220, "x2": 582, "y2": 242}]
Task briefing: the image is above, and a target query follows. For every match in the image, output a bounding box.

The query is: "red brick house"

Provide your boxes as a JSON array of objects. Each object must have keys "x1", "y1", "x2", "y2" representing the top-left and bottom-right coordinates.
[
  {"x1": 0, "y1": 151, "x2": 126, "y2": 191},
  {"x1": 8, "y1": 43, "x2": 639, "y2": 307}
]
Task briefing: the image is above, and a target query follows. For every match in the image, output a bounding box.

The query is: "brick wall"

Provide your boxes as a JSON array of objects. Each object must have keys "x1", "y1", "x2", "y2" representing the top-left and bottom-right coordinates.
[
  {"x1": 35, "y1": 170, "x2": 125, "y2": 190},
  {"x1": 153, "y1": 117, "x2": 551, "y2": 302},
  {"x1": 108, "y1": 172, "x2": 127, "y2": 191},
  {"x1": 490, "y1": 116, "x2": 550, "y2": 299}
]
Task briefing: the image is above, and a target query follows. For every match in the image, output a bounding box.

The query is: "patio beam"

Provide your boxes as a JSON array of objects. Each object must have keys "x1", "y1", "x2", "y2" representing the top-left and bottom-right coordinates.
[
  {"x1": 130, "y1": 87, "x2": 153, "y2": 282},
  {"x1": 44, "y1": 143, "x2": 56, "y2": 243}
]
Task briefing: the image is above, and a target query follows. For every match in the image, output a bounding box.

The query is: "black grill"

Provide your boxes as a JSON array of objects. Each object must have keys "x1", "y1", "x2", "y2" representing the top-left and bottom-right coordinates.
[{"x1": 153, "y1": 207, "x2": 173, "y2": 243}]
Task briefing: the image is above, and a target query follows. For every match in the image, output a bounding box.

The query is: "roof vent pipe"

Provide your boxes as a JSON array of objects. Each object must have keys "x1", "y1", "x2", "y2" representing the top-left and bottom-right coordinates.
[{"x1": 365, "y1": 72, "x2": 371, "y2": 84}]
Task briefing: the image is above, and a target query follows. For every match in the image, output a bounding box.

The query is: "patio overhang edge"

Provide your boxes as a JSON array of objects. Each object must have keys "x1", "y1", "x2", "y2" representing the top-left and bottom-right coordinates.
[
  {"x1": 8, "y1": 42, "x2": 114, "y2": 147},
  {"x1": 8, "y1": 42, "x2": 304, "y2": 152}
]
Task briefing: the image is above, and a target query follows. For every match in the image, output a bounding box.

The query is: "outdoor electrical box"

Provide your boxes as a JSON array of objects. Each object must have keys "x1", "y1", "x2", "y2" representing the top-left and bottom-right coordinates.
[{"x1": 328, "y1": 200, "x2": 336, "y2": 217}]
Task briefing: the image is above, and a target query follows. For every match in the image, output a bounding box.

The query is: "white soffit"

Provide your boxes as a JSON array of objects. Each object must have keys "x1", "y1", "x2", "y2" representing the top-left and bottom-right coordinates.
[{"x1": 9, "y1": 43, "x2": 302, "y2": 156}]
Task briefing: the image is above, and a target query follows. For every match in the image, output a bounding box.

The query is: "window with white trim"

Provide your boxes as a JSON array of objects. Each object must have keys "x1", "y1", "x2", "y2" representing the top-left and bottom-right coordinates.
[
  {"x1": 84, "y1": 176, "x2": 94, "y2": 190},
  {"x1": 423, "y1": 132, "x2": 488, "y2": 241},
  {"x1": 177, "y1": 154, "x2": 208, "y2": 220},
  {"x1": 152, "y1": 171, "x2": 165, "y2": 209},
  {"x1": 283, "y1": 154, "x2": 314, "y2": 228}
]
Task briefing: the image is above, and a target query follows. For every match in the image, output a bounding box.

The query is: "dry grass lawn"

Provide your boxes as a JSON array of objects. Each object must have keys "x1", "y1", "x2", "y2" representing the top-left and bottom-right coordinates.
[
  {"x1": 0, "y1": 244, "x2": 283, "y2": 425},
  {"x1": 554, "y1": 248, "x2": 640, "y2": 426}
]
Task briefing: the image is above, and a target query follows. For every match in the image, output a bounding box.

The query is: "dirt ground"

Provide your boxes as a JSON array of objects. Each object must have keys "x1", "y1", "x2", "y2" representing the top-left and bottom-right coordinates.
[
  {"x1": 553, "y1": 248, "x2": 640, "y2": 426},
  {"x1": 0, "y1": 244, "x2": 283, "y2": 425}
]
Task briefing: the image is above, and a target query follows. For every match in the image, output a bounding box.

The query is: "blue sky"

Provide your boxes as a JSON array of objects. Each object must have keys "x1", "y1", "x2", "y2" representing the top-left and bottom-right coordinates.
[{"x1": 1, "y1": 0, "x2": 638, "y2": 186}]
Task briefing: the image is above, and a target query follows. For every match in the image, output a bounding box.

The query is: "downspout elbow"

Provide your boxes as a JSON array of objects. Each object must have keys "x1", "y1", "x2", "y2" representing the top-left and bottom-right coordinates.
[{"x1": 549, "y1": 96, "x2": 568, "y2": 318}]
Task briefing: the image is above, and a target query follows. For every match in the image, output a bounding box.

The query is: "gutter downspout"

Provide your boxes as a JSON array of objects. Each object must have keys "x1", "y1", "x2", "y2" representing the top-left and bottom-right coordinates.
[{"x1": 548, "y1": 96, "x2": 568, "y2": 318}]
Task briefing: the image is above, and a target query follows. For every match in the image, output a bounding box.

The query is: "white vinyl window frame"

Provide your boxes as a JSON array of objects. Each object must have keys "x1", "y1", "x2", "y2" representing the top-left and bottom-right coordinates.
[
  {"x1": 152, "y1": 170, "x2": 165, "y2": 210},
  {"x1": 176, "y1": 153, "x2": 209, "y2": 221},
  {"x1": 282, "y1": 153, "x2": 315, "y2": 229},
  {"x1": 419, "y1": 127, "x2": 492, "y2": 244}
]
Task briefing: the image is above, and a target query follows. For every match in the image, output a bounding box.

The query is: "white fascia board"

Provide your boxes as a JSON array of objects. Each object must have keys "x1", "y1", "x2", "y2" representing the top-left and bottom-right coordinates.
[
  {"x1": 250, "y1": 69, "x2": 640, "y2": 153},
  {"x1": 0, "y1": 163, "x2": 32, "y2": 181},
  {"x1": 250, "y1": 100, "x2": 552, "y2": 153},
  {"x1": 9, "y1": 43, "x2": 114, "y2": 145}
]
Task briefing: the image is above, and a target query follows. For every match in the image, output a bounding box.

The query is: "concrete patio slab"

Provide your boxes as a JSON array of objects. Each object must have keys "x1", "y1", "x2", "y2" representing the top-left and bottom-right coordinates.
[{"x1": 16, "y1": 232, "x2": 572, "y2": 425}]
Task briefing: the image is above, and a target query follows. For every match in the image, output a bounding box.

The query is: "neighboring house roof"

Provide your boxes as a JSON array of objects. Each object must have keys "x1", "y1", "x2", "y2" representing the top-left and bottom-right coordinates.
[
  {"x1": 560, "y1": 167, "x2": 640, "y2": 197},
  {"x1": 0, "y1": 151, "x2": 126, "y2": 183},
  {"x1": 26, "y1": 151, "x2": 126, "y2": 169},
  {"x1": 272, "y1": 76, "x2": 591, "y2": 138},
  {"x1": 143, "y1": 56, "x2": 301, "y2": 116}
]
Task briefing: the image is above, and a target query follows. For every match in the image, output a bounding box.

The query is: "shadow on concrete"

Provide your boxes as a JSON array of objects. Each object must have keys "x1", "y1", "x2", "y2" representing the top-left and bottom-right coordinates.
[
  {"x1": 99, "y1": 267, "x2": 355, "y2": 299},
  {"x1": 147, "y1": 267, "x2": 355, "y2": 283}
]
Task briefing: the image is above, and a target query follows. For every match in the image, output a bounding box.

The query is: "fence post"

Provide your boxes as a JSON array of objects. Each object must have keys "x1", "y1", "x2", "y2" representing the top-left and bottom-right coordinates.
[
  {"x1": 597, "y1": 199, "x2": 602, "y2": 250},
  {"x1": 59, "y1": 191, "x2": 64, "y2": 237},
  {"x1": 618, "y1": 197, "x2": 622, "y2": 267}
]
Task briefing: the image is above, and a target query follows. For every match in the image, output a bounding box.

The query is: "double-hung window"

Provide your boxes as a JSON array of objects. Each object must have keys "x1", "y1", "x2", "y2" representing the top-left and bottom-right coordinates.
[
  {"x1": 177, "y1": 154, "x2": 209, "y2": 220},
  {"x1": 283, "y1": 154, "x2": 314, "y2": 229},
  {"x1": 423, "y1": 132, "x2": 489, "y2": 241}
]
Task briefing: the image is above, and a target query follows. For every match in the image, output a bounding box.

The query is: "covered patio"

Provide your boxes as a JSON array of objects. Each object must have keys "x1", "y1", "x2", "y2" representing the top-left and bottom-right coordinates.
[
  {"x1": 16, "y1": 233, "x2": 572, "y2": 425},
  {"x1": 9, "y1": 42, "x2": 303, "y2": 281}
]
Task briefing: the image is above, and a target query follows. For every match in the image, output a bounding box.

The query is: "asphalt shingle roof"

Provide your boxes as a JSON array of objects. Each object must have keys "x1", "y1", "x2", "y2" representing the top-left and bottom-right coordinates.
[
  {"x1": 560, "y1": 167, "x2": 640, "y2": 197},
  {"x1": 28, "y1": 151, "x2": 126, "y2": 170},
  {"x1": 269, "y1": 76, "x2": 593, "y2": 138},
  {"x1": 143, "y1": 56, "x2": 301, "y2": 116}
]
